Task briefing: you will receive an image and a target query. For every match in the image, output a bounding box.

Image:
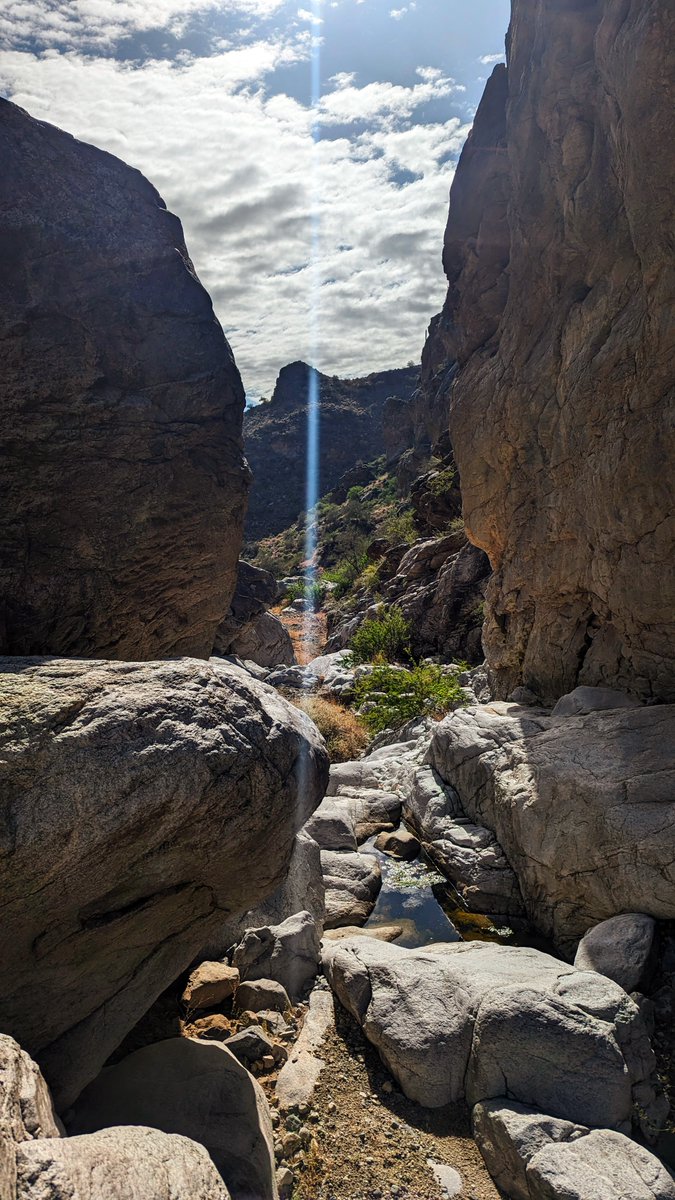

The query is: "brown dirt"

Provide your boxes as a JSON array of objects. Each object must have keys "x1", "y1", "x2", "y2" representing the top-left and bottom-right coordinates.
[
  {"x1": 277, "y1": 997, "x2": 504, "y2": 1200},
  {"x1": 274, "y1": 605, "x2": 327, "y2": 664}
]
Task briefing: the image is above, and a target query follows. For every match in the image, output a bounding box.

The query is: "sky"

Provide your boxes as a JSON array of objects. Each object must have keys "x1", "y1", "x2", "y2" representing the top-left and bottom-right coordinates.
[{"x1": 0, "y1": 0, "x2": 509, "y2": 398}]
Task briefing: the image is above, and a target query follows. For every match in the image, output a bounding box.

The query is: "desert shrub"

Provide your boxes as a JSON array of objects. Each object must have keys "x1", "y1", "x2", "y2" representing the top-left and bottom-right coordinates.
[
  {"x1": 349, "y1": 607, "x2": 411, "y2": 665},
  {"x1": 290, "y1": 696, "x2": 369, "y2": 762},
  {"x1": 323, "y1": 554, "x2": 369, "y2": 600},
  {"x1": 354, "y1": 559, "x2": 383, "y2": 595},
  {"x1": 379, "y1": 509, "x2": 418, "y2": 546},
  {"x1": 354, "y1": 663, "x2": 466, "y2": 734},
  {"x1": 284, "y1": 579, "x2": 326, "y2": 607},
  {"x1": 427, "y1": 465, "x2": 457, "y2": 496}
]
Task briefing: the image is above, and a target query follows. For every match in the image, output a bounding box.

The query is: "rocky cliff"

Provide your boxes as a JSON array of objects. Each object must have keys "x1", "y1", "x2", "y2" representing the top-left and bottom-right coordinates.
[
  {"x1": 244, "y1": 362, "x2": 418, "y2": 542},
  {"x1": 424, "y1": 0, "x2": 675, "y2": 703},
  {"x1": 0, "y1": 99, "x2": 249, "y2": 660}
]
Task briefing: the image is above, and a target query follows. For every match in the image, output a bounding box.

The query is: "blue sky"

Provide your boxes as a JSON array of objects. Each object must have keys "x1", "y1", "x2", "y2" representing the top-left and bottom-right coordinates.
[{"x1": 0, "y1": 0, "x2": 509, "y2": 395}]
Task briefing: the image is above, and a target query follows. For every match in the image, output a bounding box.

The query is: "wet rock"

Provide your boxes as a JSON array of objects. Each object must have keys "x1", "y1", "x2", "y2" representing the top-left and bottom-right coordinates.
[
  {"x1": 321, "y1": 850, "x2": 382, "y2": 929},
  {"x1": 183, "y1": 963, "x2": 240, "y2": 1011},
  {"x1": 16, "y1": 1127, "x2": 232, "y2": 1200},
  {"x1": 66, "y1": 1038, "x2": 278, "y2": 1200},
  {"x1": 429, "y1": 702, "x2": 675, "y2": 950},
  {"x1": 322, "y1": 938, "x2": 664, "y2": 1132},
  {"x1": 374, "y1": 828, "x2": 420, "y2": 861},
  {"x1": 235, "y1": 979, "x2": 291, "y2": 1015},
  {"x1": 0, "y1": 98, "x2": 248, "y2": 661},
  {"x1": 233, "y1": 911, "x2": 321, "y2": 1001},
  {"x1": 0, "y1": 656, "x2": 328, "y2": 1108},
  {"x1": 574, "y1": 913, "x2": 656, "y2": 993}
]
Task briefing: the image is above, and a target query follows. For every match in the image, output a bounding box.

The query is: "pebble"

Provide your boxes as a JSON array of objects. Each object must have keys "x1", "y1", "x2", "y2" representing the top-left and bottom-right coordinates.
[{"x1": 285, "y1": 1114, "x2": 302, "y2": 1133}]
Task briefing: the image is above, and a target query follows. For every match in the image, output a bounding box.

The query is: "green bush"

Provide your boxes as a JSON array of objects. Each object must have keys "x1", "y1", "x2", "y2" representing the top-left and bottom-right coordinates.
[
  {"x1": 323, "y1": 555, "x2": 368, "y2": 600},
  {"x1": 349, "y1": 607, "x2": 411, "y2": 665},
  {"x1": 354, "y1": 663, "x2": 466, "y2": 733},
  {"x1": 284, "y1": 579, "x2": 326, "y2": 607},
  {"x1": 427, "y1": 465, "x2": 456, "y2": 496},
  {"x1": 379, "y1": 509, "x2": 417, "y2": 546}
]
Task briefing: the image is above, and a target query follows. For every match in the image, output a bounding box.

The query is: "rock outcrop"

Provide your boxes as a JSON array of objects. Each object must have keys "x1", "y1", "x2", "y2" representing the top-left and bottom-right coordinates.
[
  {"x1": 1, "y1": 1035, "x2": 62, "y2": 1198},
  {"x1": 67, "y1": 1038, "x2": 277, "y2": 1200},
  {"x1": 17, "y1": 1128, "x2": 232, "y2": 1200},
  {"x1": 322, "y1": 938, "x2": 665, "y2": 1133},
  {"x1": 0, "y1": 656, "x2": 328, "y2": 1106},
  {"x1": 429, "y1": 700, "x2": 675, "y2": 950},
  {"x1": 244, "y1": 362, "x2": 418, "y2": 541},
  {"x1": 424, "y1": 1, "x2": 675, "y2": 703},
  {"x1": 213, "y1": 562, "x2": 295, "y2": 667},
  {"x1": 0, "y1": 98, "x2": 249, "y2": 661}
]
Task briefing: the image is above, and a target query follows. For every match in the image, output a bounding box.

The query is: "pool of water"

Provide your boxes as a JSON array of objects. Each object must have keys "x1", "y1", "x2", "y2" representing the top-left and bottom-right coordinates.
[{"x1": 362, "y1": 836, "x2": 556, "y2": 956}]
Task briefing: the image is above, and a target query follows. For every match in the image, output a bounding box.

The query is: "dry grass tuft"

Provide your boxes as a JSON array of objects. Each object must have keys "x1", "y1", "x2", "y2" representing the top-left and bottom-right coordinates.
[{"x1": 290, "y1": 695, "x2": 369, "y2": 763}]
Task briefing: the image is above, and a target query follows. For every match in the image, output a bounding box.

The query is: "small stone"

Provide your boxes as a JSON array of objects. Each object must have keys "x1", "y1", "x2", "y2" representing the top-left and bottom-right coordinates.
[
  {"x1": 262, "y1": 1055, "x2": 275, "y2": 1070},
  {"x1": 235, "y1": 978, "x2": 291, "y2": 1015},
  {"x1": 282, "y1": 1133, "x2": 302, "y2": 1158},
  {"x1": 381, "y1": 1081, "x2": 393, "y2": 1094},
  {"x1": 285, "y1": 1114, "x2": 302, "y2": 1133},
  {"x1": 276, "y1": 1166, "x2": 294, "y2": 1199}
]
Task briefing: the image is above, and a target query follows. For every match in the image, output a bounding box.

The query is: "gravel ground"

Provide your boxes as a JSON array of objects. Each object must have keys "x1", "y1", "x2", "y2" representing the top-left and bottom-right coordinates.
[{"x1": 269, "y1": 996, "x2": 504, "y2": 1200}]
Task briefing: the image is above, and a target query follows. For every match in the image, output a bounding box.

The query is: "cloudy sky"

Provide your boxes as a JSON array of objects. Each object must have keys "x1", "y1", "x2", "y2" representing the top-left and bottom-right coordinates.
[{"x1": 0, "y1": 0, "x2": 508, "y2": 398}]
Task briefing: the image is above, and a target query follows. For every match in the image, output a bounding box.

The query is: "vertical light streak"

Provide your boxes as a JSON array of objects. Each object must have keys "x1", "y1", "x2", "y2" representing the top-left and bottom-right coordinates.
[{"x1": 301, "y1": 0, "x2": 322, "y2": 653}]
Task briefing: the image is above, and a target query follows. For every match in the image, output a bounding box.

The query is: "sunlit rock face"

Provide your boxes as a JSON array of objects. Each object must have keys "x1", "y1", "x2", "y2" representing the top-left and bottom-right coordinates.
[
  {"x1": 426, "y1": 0, "x2": 675, "y2": 703},
  {"x1": 0, "y1": 98, "x2": 249, "y2": 661}
]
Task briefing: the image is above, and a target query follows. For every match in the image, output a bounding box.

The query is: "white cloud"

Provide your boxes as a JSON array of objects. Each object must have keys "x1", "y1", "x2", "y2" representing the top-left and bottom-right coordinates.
[
  {"x1": 0, "y1": 39, "x2": 466, "y2": 394},
  {"x1": 478, "y1": 52, "x2": 504, "y2": 64},
  {"x1": 0, "y1": 0, "x2": 288, "y2": 51}
]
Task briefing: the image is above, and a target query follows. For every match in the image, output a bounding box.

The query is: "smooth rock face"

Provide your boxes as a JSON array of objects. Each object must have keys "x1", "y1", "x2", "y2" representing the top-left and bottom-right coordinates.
[
  {"x1": 526, "y1": 1129, "x2": 675, "y2": 1200},
  {"x1": 66, "y1": 1039, "x2": 277, "y2": 1200},
  {"x1": 228, "y1": 612, "x2": 296, "y2": 669},
  {"x1": 232, "y1": 911, "x2": 321, "y2": 1001},
  {"x1": 275, "y1": 986, "x2": 335, "y2": 1111},
  {"x1": 321, "y1": 938, "x2": 663, "y2": 1129},
  {"x1": 235, "y1": 980, "x2": 291, "y2": 1015},
  {"x1": 0, "y1": 1035, "x2": 62, "y2": 1198},
  {"x1": 574, "y1": 913, "x2": 656, "y2": 993},
  {"x1": 425, "y1": 3, "x2": 675, "y2": 703},
  {"x1": 0, "y1": 656, "x2": 328, "y2": 1106},
  {"x1": 0, "y1": 98, "x2": 248, "y2": 660},
  {"x1": 551, "y1": 686, "x2": 643, "y2": 719},
  {"x1": 16, "y1": 1127, "x2": 232, "y2": 1200},
  {"x1": 429, "y1": 703, "x2": 675, "y2": 948},
  {"x1": 321, "y1": 850, "x2": 382, "y2": 929}
]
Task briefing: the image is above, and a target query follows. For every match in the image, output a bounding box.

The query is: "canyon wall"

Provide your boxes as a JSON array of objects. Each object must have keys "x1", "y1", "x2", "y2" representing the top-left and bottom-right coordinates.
[
  {"x1": 0, "y1": 99, "x2": 249, "y2": 660},
  {"x1": 244, "y1": 362, "x2": 418, "y2": 541},
  {"x1": 426, "y1": 0, "x2": 674, "y2": 703}
]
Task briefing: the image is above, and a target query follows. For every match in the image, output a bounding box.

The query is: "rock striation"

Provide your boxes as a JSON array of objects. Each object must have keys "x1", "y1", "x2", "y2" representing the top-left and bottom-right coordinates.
[
  {"x1": 424, "y1": 2, "x2": 675, "y2": 703},
  {"x1": 0, "y1": 656, "x2": 328, "y2": 1106},
  {"x1": 244, "y1": 362, "x2": 418, "y2": 541},
  {"x1": 0, "y1": 98, "x2": 249, "y2": 661}
]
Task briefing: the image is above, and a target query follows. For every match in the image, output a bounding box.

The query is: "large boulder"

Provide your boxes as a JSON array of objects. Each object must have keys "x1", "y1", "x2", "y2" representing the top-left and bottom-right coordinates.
[
  {"x1": 0, "y1": 98, "x2": 248, "y2": 660},
  {"x1": 213, "y1": 561, "x2": 279, "y2": 654},
  {"x1": 321, "y1": 938, "x2": 665, "y2": 1132},
  {"x1": 0, "y1": 656, "x2": 328, "y2": 1106},
  {"x1": 232, "y1": 911, "x2": 321, "y2": 1001},
  {"x1": 574, "y1": 913, "x2": 657, "y2": 993},
  {"x1": 16, "y1": 1127, "x2": 232, "y2": 1200},
  {"x1": 1, "y1": 1035, "x2": 62, "y2": 1198},
  {"x1": 429, "y1": 702, "x2": 675, "y2": 949},
  {"x1": 425, "y1": 2, "x2": 675, "y2": 703},
  {"x1": 66, "y1": 1038, "x2": 277, "y2": 1200},
  {"x1": 227, "y1": 612, "x2": 295, "y2": 669},
  {"x1": 472, "y1": 1101, "x2": 675, "y2": 1200}
]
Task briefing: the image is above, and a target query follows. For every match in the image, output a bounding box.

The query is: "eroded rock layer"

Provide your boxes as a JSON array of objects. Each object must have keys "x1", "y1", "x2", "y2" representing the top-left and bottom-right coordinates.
[
  {"x1": 0, "y1": 99, "x2": 249, "y2": 660},
  {"x1": 426, "y1": 1, "x2": 675, "y2": 703},
  {"x1": 0, "y1": 656, "x2": 328, "y2": 1107}
]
